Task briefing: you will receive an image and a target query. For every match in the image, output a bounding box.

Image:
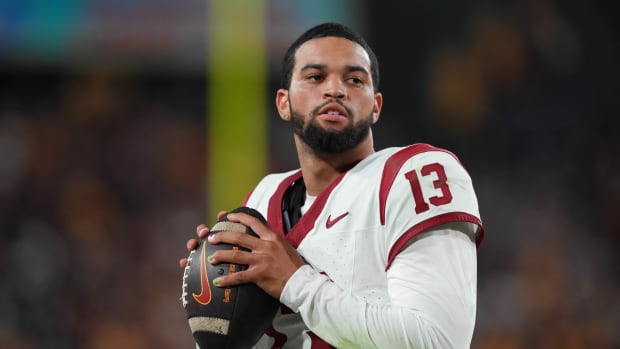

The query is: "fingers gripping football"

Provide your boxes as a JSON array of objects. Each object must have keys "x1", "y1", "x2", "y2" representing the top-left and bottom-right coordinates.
[
  {"x1": 207, "y1": 210, "x2": 306, "y2": 299},
  {"x1": 178, "y1": 212, "x2": 227, "y2": 269},
  {"x1": 180, "y1": 207, "x2": 282, "y2": 349}
]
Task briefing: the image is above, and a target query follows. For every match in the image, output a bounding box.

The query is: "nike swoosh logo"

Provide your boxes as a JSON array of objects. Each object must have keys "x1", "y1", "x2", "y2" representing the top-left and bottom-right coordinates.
[
  {"x1": 192, "y1": 242, "x2": 212, "y2": 305},
  {"x1": 326, "y1": 212, "x2": 349, "y2": 229}
]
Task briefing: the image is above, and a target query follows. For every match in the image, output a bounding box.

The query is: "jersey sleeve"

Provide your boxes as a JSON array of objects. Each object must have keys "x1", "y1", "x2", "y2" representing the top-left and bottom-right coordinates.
[
  {"x1": 280, "y1": 225, "x2": 478, "y2": 349},
  {"x1": 379, "y1": 144, "x2": 483, "y2": 268}
]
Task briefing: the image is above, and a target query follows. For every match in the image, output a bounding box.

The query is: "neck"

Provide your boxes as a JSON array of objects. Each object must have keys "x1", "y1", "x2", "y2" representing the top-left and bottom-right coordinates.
[{"x1": 294, "y1": 132, "x2": 374, "y2": 196}]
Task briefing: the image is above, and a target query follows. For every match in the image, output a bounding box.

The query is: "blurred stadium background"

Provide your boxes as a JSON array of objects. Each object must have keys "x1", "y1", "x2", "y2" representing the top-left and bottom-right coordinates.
[{"x1": 1, "y1": 0, "x2": 618, "y2": 348}]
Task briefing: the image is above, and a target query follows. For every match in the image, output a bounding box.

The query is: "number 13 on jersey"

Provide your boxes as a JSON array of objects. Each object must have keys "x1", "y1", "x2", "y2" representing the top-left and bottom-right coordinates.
[{"x1": 404, "y1": 162, "x2": 453, "y2": 214}]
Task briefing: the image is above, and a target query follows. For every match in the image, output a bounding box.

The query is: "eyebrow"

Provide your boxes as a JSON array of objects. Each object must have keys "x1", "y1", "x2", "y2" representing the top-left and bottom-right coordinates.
[{"x1": 300, "y1": 63, "x2": 369, "y2": 76}]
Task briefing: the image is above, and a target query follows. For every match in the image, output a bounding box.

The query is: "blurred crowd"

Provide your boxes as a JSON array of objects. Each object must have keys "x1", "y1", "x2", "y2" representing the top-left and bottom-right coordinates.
[
  {"x1": 1, "y1": 1, "x2": 619, "y2": 348},
  {"x1": 0, "y1": 69, "x2": 205, "y2": 348}
]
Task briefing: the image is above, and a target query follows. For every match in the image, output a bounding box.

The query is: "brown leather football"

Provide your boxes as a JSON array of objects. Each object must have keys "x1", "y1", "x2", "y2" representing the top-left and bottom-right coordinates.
[{"x1": 181, "y1": 207, "x2": 279, "y2": 349}]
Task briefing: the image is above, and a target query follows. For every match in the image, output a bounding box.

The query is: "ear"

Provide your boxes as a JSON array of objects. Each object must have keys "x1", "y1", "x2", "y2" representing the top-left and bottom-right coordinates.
[
  {"x1": 276, "y1": 89, "x2": 290, "y2": 120},
  {"x1": 372, "y1": 92, "x2": 383, "y2": 124}
]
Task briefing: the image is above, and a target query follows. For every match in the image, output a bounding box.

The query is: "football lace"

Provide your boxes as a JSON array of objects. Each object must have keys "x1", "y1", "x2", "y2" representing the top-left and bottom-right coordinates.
[{"x1": 180, "y1": 249, "x2": 196, "y2": 308}]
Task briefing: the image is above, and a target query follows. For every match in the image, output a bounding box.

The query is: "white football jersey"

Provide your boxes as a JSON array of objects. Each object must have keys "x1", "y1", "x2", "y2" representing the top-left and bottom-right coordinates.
[{"x1": 243, "y1": 144, "x2": 484, "y2": 348}]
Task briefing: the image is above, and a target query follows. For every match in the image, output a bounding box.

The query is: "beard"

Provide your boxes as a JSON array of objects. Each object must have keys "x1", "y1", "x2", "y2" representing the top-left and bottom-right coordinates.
[{"x1": 290, "y1": 103, "x2": 373, "y2": 155}]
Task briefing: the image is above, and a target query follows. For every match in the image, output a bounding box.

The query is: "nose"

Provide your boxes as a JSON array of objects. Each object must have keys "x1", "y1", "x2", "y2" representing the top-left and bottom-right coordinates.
[{"x1": 323, "y1": 77, "x2": 345, "y2": 99}]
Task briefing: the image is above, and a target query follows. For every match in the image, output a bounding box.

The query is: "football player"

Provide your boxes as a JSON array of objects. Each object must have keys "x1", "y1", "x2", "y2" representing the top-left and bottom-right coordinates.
[{"x1": 180, "y1": 22, "x2": 484, "y2": 348}]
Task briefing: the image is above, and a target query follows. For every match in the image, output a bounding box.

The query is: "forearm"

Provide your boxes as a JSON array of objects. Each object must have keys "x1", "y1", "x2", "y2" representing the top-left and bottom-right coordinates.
[
  {"x1": 280, "y1": 227, "x2": 477, "y2": 349},
  {"x1": 282, "y1": 266, "x2": 451, "y2": 348}
]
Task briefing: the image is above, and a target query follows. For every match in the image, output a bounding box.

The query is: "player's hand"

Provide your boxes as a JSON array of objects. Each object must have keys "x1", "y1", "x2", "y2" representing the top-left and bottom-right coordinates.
[
  {"x1": 178, "y1": 211, "x2": 228, "y2": 269},
  {"x1": 206, "y1": 211, "x2": 305, "y2": 300}
]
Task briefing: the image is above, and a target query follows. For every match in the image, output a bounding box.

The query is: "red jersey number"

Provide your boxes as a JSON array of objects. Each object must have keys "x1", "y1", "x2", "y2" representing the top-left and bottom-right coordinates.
[{"x1": 404, "y1": 162, "x2": 453, "y2": 214}]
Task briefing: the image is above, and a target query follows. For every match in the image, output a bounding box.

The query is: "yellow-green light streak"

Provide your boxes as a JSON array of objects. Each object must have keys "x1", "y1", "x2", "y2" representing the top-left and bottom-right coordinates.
[{"x1": 206, "y1": 1, "x2": 267, "y2": 219}]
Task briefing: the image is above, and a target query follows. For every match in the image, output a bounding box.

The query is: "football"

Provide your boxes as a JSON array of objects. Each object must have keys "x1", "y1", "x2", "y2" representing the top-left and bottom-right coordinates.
[{"x1": 181, "y1": 207, "x2": 280, "y2": 349}]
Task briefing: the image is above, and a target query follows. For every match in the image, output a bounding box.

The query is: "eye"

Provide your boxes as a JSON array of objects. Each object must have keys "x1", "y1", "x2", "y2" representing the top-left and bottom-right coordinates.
[
  {"x1": 306, "y1": 74, "x2": 324, "y2": 82},
  {"x1": 346, "y1": 76, "x2": 364, "y2": 85}
]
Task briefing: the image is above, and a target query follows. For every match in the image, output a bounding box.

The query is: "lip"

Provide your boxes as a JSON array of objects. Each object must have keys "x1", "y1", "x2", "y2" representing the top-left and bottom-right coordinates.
[{"x1": 317, "y1": 102, "x2": 348, "y2": 122}]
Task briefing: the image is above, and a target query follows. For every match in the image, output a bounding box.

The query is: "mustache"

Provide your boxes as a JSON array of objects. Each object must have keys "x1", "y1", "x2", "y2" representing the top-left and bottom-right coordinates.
[{"x1": 311, "y1": 99, "x2": 353, "y2": 117}]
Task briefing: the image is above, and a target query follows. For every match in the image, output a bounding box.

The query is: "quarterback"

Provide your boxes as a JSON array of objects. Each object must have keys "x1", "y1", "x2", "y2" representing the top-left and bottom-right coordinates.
[{"x1": 181, "y1": 22, "x2": 484, "y2": 348}]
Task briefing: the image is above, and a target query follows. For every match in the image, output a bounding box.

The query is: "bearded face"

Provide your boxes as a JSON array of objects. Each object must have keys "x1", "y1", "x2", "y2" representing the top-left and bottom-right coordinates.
[{"x1": 290, "y1": 101, "x2": 373, "y2": 155}]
